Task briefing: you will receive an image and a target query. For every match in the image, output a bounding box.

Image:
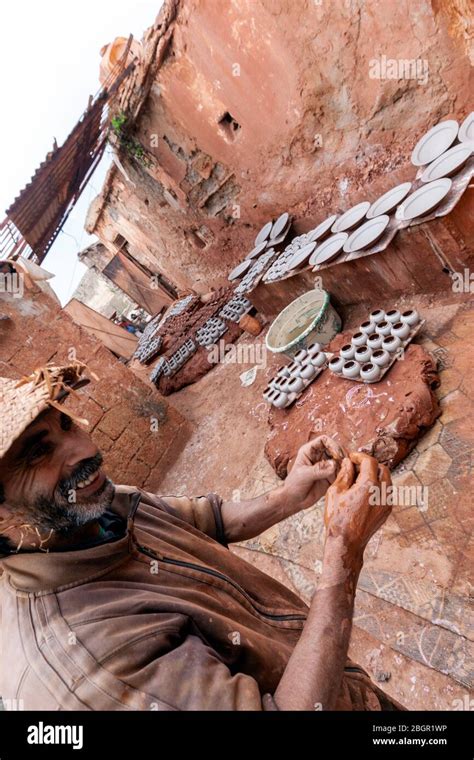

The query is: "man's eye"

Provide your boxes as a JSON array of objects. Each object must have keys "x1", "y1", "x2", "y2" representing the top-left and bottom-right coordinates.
[{"x1": 28, "y1": 443, "x2": 52, "y2": 463}]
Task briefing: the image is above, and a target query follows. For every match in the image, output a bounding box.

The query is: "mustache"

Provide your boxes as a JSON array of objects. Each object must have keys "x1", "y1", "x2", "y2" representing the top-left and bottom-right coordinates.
[{"x1": 58, "y1": 453, "x2": 103, "y2": 497}]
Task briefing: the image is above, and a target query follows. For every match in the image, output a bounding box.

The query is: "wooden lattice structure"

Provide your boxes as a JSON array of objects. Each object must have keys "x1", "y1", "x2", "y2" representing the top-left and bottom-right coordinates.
[{"x1": 0, "y1": 37, "x2": 136, "y2": 265}]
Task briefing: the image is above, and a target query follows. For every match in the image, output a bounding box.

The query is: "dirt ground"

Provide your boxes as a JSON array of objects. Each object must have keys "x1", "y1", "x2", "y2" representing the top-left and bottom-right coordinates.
[{"x1": 155, "y1": 292, "x2": 473, "y2": 711}]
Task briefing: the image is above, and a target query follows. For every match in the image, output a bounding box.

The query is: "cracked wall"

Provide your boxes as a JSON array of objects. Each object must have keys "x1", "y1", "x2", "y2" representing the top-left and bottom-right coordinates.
[{"x1": 87, "y1": 0, "x2": 473, "y2": 295}]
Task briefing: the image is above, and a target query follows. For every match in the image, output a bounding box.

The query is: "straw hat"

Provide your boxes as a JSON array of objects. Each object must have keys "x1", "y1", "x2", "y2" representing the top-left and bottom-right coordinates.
[{"x1": 0, "y1": 363, "x2": 91, "y2": 460}]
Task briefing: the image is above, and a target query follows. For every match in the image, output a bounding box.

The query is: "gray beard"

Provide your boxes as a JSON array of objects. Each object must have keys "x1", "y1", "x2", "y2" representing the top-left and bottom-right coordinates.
[{"x1": 30, "y1": 478, "x2": 115, "y2": 533}]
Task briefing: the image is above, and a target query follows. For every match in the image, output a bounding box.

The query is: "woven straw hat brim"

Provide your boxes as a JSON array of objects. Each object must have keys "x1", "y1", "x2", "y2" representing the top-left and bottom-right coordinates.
[{"x1": 0, "y1": 364, "x2": 89, "y2": 460}]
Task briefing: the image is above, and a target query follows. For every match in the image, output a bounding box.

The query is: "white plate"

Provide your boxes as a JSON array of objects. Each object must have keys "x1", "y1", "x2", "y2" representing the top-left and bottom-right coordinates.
[
  {"x1": 458, "y1": 112, "x2": 474, "y2": 144},
  {"x1": 307, "y1": 214, "x2": 338, "y2": 242},
  {"x1": 270, "y1": 212, "x2": 290, "y2": 239},
  {"x1": 254, "y1": 221, "x2": 273, "y2": 245},
  {"x1": 411, "y1": 120, "x2": 459, "y2": 166},
  {"x1": 366, "y1": 183, "x2": 412, "y2": 218},
  {"x1": 395, "y1": 178, "x2": 452, "y2": 221},
  {"x1": 311, "y1": 233, "x2": 348, "y2": 266},
  {"x1": 228, "y1": 259, "x2": 252, "y2": 281},
  {"x1": 245, "y1": 241, "x2": 267, "y2": 260},
  {"x1": 286, "y1": 241, "x2": 317, "y2": 270},
  {"x1": 420, "y1": 142, "x2": 473, "y2": 182},
  {"x1": 343, "y1": 215, "x2": 390, "y2": 253},
  {"x1": 331, "y1": 202, "x2": 370, "y2": 233}
]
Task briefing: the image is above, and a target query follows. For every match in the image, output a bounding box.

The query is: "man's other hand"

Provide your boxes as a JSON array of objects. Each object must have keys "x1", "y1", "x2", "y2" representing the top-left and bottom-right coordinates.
[{"x1": 282, "y1": 436, "x2": 346, "y2": 512}]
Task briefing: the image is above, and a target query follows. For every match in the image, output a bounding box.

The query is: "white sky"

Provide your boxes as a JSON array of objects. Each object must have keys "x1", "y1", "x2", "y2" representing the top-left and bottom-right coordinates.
[{"x1": 0, "y1": 0, "x2": 162, "y2": 305}]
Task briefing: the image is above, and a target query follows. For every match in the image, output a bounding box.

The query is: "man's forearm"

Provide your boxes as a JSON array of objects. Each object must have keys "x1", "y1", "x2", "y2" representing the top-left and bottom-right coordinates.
[
  {"x1": 273, "y1": 537, "x2": 362, "y2": 710},
  {"x1": 220, "y1": 484, "x2": 322, "y2": 543}
]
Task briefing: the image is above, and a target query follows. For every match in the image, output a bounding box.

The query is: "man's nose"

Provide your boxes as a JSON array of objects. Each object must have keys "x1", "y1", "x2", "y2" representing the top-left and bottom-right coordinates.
[{"x1": 61, "y1": 431, "x2": 99, "y2": 469}]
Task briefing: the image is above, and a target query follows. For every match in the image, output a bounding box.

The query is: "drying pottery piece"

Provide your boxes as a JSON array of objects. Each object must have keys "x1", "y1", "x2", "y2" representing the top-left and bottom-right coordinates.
[
  {"x1": 370, "y1": 308, "x2": 385, "y2": 324},
  {"x1": 401, "y1": 309, "x2": 420, "y2": 326},
  {"x1": 366, "y1": 183, "x2": 412, "y2": 218},
  {"x1": 265, "y1": 338, "x2": 440, "y2": 476},
  {"x1": 255, "y1": 221, "x2": 273, "y2": 246},
  {"x1": 263, "y1": 348, "x2": 328, "y2": 408},
  {"x1": 351, "y1": 331, "x2": 368, "y2": 346},
  {"x1": 245, "y1": 241, "x2": 268, "y2": 260},
  {"x1": 385, "y1": 308, "x2": 400, "y2": 323},
  {"x1": 458, "y1": 111, "x2": 474, "y2": 144},
  {"x1": 306, "y1": 214, "x2": 338, "y2": 242},
  {"x1": 342, "y1": 360, "x2": 360, "y2": 379},
  {"x1": 360, "y1": 363, "x2": 381, "y2": 382},
  {"x1": 343, "y1": 215, "x2": 390, "y2": 253},
  {"x1": 310, "y1": 233, "x2": 348, "y2": 266},
  {"x1": 411, "y1": 119, "x2": 459, "y2": 166},
  {"x1": 420, "y1": 142, "x2": 473, "y2": 183},
  {"x1": 330, "y1": 306, "x2": 425, "y2": 383},
  {"x1": 286, "y1": 241, "x2": 317, "y2": 270},
  {"x1": 331, "y1": 202, "x2": 370, "y2": 233},
  {"x1": 311, "y1": 351, "x2": 327, "y2": 368},
  {"x1": 395, "y1": 178, "x2": 452, "y2": 221},
  {"x1": 270, "y1": 212, "x2": 290, "y2": 239},
  {"x1": 228, "y1": 259, "x2": 252, "y2": 281}
]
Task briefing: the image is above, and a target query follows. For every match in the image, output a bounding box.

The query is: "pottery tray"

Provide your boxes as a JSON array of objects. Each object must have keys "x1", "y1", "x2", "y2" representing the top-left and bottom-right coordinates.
[
  {"x1": 331, "y1": 316, "x2": 425, "y2": 384},
  {"x1": 263, "y1": 358, "x2": 328, "y2": 409}
]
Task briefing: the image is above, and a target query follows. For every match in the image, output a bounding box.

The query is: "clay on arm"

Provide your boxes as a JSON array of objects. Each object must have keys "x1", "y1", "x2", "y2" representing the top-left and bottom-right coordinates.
[{"x1": 273, "y1": 536, "x2": 362, "y2": 710}]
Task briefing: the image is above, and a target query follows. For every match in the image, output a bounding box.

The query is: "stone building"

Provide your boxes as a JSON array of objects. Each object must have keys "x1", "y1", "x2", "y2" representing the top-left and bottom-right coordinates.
[{"x1": 85, "y1": 0, "x2": 473, "y2": 303}]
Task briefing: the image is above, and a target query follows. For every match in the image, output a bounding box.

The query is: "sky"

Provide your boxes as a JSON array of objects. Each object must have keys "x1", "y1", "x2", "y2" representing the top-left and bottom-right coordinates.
[{"x1": 0, "y1": 0, "x2": 162, "y2": 305}]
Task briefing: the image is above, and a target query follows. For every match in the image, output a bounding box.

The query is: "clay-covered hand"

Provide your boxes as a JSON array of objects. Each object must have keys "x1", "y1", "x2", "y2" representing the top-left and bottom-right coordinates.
[
  {"x1": 282, "y1": 435, "x2": 346, "y2": 511},
  {"x1": 324, "y1": 451, "x2": 392, "y2": 557}
]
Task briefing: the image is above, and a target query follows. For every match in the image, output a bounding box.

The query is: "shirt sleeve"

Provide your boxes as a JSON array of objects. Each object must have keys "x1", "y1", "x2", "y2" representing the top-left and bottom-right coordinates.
[{"x1": 145, "y1": 492, "x2": 228, "y2": 546}]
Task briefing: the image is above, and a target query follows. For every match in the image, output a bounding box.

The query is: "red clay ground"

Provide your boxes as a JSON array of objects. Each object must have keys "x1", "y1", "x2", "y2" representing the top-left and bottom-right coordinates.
[{"x1": 152, "y1": 293, "x2": 473, "y2": 710}]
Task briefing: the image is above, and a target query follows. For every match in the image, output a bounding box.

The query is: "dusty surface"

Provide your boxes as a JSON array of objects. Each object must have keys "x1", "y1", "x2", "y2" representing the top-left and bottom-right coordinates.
[
  {"x1": 156, "y1": 294, "x2": 473, "y2": 710},
  {"x1": 265, "y1": 338, "x2": 440, "y2": 478}
]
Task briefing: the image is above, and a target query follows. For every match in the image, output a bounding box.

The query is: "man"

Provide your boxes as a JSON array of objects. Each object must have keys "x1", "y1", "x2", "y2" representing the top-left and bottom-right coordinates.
[{"x1": 0, "y1": 363, "x2": 403, "y2": 710}]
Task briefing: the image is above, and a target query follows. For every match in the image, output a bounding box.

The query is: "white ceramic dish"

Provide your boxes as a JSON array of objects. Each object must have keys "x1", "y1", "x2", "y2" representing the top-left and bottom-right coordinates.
[
  {"x1": 458, "y1": 112, "x2": 474, "y2": 144},
  {"x1": 395, "y1": 178, "x2": 452, "y2": 221},
  {"x1": 255, "y1": 221, "x2": 273, "y2": 246},
  {"x1": 343, "y1": 215, "x2": 390, "y2": 253},
  {"x1": 420, "y1": 142, "x2": 473, "y2": 183},
  {"x1": 270, "y1": 212, "x2": 290, "y2": 239},
  {"x1": 411, "y1": 120, "x2": 459, "y2": 166},
  {"x1": 286, "y1": 241, "x2": 317, "y2": 270},
  {"x1": 366, "y1": 183, "x2": 412, "y2": 218},
  {"x1": 331, "y1": 202, "x2": 370, "y2": 233},
  {"x1": 310, "y1": 233, "x2": 348, "y2": 266},
  {"x1": 245, "y1": 241, "x2": 268, "y2": 260},
  {"x1": 228, "y1": 259, "x2": 252, "y2": 281},
  {"x1": 307, "y1": 214, "x2": 338, "y2": 242}
]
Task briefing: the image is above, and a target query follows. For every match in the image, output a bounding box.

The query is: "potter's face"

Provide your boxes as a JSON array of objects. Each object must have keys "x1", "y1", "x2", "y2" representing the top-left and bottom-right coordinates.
[{"x1": 0, "y1": 408, "x2": 114, "y2": 536}]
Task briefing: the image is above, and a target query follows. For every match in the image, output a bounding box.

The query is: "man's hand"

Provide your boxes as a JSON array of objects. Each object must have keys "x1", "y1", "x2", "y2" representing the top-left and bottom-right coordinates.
[
  {"x1": 324, "y1": 451, "x2": 392, "y2": 560},
  {"x1": 281, "y1": 435, "x2": 346, "y2": 512}
]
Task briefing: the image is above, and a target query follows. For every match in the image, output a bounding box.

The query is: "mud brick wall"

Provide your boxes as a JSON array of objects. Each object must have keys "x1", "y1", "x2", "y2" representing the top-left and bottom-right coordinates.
[
  {"x1": 0, "y1": 287, "x2": 189, "y2": 492},
  {"x1": 86, "y1": 0, "x2": 473, "y2": 294}
]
